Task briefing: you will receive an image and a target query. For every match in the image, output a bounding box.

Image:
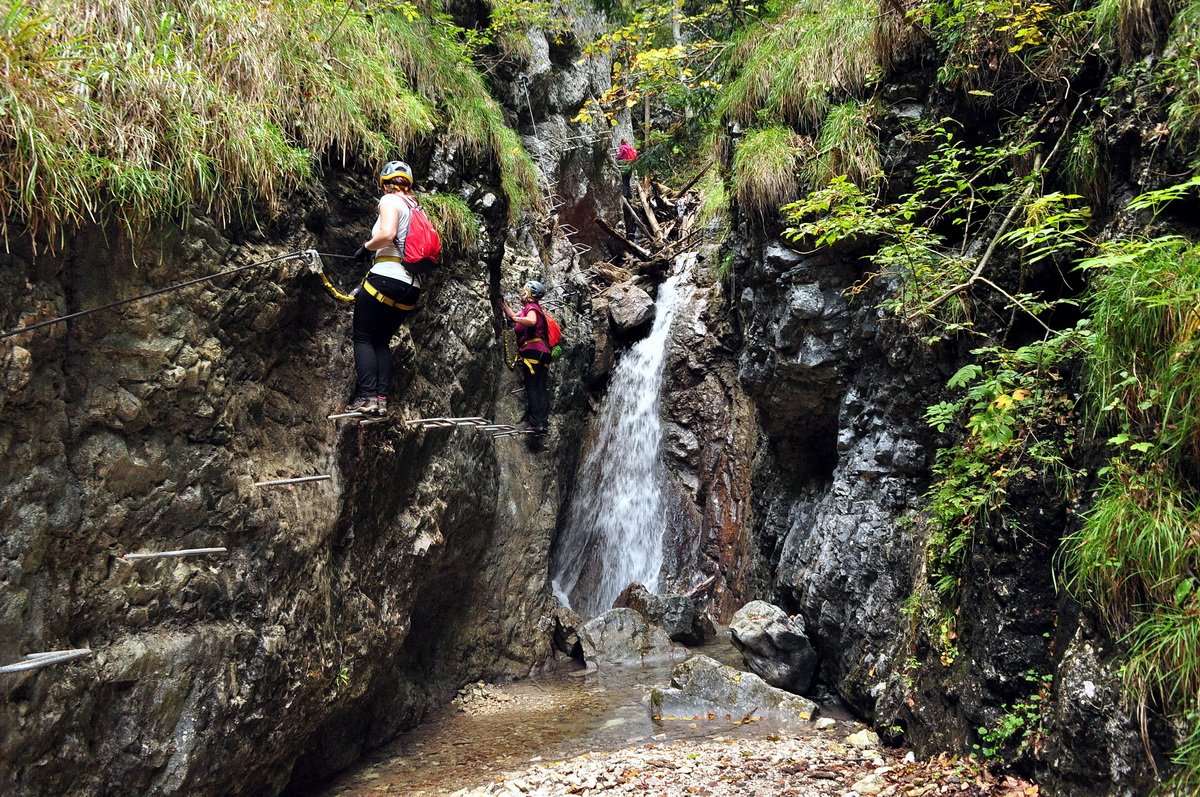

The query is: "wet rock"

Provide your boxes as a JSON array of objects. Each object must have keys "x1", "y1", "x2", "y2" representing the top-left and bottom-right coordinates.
[
  {"x1": 613, "y1": 582, "x2": 715, "y2": 646},
  {"x1": 648, "y1": 654, "x2": 817, "y2": 729},
  {"x1": 729, "y1": 600, "x2": 818, "y2": 694},
  {"x1": 1036, "y1": 616, "x2": 1155, "y2": 795},
  {"x1": 603, "y1": 283, "x2": 654, "y2": 333},
  {"x1": 578, "y1": 608, "x2": 687, "y2": 669},
  {"x1": 551, "y1": 602, "x2": 583, "y2": 660},
  {"x1": 774, "y1": 283, "x2": 826, "y2": 351}
]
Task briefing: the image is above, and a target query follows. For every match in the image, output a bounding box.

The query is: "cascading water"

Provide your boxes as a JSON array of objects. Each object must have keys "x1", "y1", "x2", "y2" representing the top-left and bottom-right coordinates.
[{"x1": 551, "y1": 269, "x2": 693, "y2": 618}]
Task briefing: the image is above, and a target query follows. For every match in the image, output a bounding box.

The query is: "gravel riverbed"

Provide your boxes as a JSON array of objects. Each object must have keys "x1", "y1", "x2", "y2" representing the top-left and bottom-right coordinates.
[{"x1": 453, "y1": 731, "x2": 1038, "y2": 797}]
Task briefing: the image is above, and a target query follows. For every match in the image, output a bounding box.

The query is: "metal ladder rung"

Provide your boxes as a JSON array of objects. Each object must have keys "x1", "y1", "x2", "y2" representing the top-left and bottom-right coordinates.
[
  {"x1": 120, "y1": 547, "x2": 228, "y2": 562},
  {"x1": 254, "y1": 475, "x2": 332, "y2": 487},
  {"x1": 1, "y1": 649, "x2": 92, "y2": 674}
]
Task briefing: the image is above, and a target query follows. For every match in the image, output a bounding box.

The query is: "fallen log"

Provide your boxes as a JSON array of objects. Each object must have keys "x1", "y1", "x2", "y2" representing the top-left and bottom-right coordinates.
[
  {"x1": 635, "y1": 179, "x2": 663, "y2": 241},
  {"x1": 671, "y1": 165, "x2": 708, "y2": 200},
  {"x1": 595, "y1": 217, "x2": 652, "y2": 260},
  {"x1": 621, "y1": 197, "x2": 653, "y2": 240}
]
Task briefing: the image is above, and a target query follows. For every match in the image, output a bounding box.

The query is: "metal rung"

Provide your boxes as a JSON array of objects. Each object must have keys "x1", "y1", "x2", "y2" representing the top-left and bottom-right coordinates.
[
  {"x1": 328, "y1": 411, "x2": 365, "y2": 420},
  {"x1": 571, "y1": 243, "x2": 591, "y2": 255},
  {"x1": 120, "y1": 547, "x2": 228, "y2": 562},
  {"x1": 358, "y1": 417, "x2": 389, "y2": 426},
  {"x1": 253, "y1": 475, "x2": 332, "y2": 487},
  {"x1": 1, "y1": 649, "x2": 92, "y2": 674},
  {"x1": 558, "y1": 224, "x2": 579, "y2": 236}
]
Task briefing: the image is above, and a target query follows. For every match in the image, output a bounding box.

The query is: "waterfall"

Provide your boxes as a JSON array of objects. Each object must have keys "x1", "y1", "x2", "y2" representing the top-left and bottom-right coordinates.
[{"x1": 551, "y1": 270, "x2": 693, "y2": 618}]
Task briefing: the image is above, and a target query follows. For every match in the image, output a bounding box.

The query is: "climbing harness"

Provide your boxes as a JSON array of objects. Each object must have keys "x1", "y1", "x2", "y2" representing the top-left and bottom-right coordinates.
[
  {"x1": 0, "y1": 250, "x2": 310, "y2": 340},
  {"x1": 362, "y1": 278, "x2": 416, "y2": 311}
]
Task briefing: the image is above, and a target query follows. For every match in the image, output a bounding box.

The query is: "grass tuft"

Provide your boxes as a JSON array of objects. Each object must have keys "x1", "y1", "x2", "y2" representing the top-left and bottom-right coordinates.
[
  {"x1": 422, "y1": 192, "x2": 481, "y2": 256},
  {"x1": 1161, "y1": 0, "x2": 1200, "y2": 149},
  {"x1": 717, "y1": 0, "x2": 878, "y2": 131},
  {"x1": 733, "y1": 125, "x2": 807, "y2": 216},
  {"x1": 810, "y1": 101, "x2": 881, "y2": 188}
]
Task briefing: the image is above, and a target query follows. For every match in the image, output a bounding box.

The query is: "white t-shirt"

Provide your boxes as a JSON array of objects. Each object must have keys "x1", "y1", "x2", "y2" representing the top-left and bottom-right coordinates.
[{"x1": 369, "y1": 193, "x2": 419, "y2": 285}]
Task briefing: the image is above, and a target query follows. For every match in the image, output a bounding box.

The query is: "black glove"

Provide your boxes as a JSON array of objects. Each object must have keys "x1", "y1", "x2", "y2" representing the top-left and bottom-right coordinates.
[{"x1": 352, "y1": 245, "x2": 370, "y2": 261}]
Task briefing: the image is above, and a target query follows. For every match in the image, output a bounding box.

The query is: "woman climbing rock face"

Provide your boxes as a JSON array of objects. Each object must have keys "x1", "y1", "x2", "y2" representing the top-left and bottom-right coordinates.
[
  {"x1": 344, "y1": 160, "x2": 424, "y2": 417},
  {"x1": 502, "y1": 281, "x2": 552, "y2": 435}
]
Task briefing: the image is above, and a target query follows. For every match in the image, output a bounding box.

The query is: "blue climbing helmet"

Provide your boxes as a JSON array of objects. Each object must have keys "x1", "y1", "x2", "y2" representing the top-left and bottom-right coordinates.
[
  {"x1": 524, "y1": 280, "x2": 546, "y2": 299},
  {"x1": 379, "y1": 160, "x2": 413, "y2": 187}
]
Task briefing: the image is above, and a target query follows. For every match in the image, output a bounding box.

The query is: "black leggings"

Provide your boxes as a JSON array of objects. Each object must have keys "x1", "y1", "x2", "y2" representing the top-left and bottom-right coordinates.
[
  {"x1": 352, "y1": 273, "x2": 420, "y2": 398},
  {"x1": 520, "y1": 349, "x2": 551, "y2": 430}
]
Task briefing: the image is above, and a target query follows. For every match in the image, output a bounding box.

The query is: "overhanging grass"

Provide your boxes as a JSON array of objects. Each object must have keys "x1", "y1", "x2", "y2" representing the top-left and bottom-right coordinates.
[
  {"x1": 717, "y1": 0, "x2": 879, "y2": 131},
  {"x1": 733, "y1": 125, "x2": 806, "y2": 216},
  {"x1": 810, "y1": 101, "x2": 880, "y2": 188},
  {"x1": 1064, "y1": 232, "x2": 1200, "y2": 791},
  {"x1": 1085, "y1": 237, "x2": 1200, "y2": 459},
  {"x1": 1162, "y1": 0, "x2": 1200, "y2": 149},
  {"x1": 696, "y1": 167, "x2": 729, "y2": 230},
  {"x1": 422, "y1": 193, "x2": 481, "y2": 256},
  {"x1": 1093, "y1": 0, "x2": 1163, "y2": 62},
  {"x1": 0, "y1": 0, "x2": 538, "y2": 244}
]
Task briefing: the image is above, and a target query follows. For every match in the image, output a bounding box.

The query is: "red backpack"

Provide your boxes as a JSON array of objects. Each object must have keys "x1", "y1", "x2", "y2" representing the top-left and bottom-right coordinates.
[
  {"x1": 541, "y1": 308, "x2": 563, "y2": 359},
  {"x1": 398, "y1": 195, "x2": 441, "y2": 276}
]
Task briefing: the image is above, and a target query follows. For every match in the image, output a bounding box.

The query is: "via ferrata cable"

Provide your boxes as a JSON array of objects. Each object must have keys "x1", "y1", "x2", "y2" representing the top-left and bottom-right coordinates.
[{"x1": 0, "y1": 250, "x2": 308, "y2": 341}]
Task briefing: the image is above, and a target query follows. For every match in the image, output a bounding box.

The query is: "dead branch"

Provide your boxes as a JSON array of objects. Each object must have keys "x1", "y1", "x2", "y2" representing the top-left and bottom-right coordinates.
[
  {"x1": 671, "y1": 166, "x2": 708, "y2": 200},
  {"x1": 621, "y1": 197, "x2": 653, "y2": 239},
  {"x1": 635, "y1": 179, "x2": 663, "y2": 241},
  {"x1": 595, "y1": 217, "x2": 652, "y2": 260}
]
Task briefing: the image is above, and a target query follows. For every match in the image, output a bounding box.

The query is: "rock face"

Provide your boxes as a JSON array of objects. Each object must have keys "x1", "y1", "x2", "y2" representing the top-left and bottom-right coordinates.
[
  {"x1": 648, "y1": 654, "x2": 817, "y2": 729},
  {"x1": 729, "y1": 601, "x2": 818, "y2": 694},
  {"x1": 577, "y1": 608, "x2": 687, "y2": 669},
  {"x1": 632, "y1": 95, "x2": 1168, "y2": 797},
  {"x1": 613, "y1": 582, "x2": 715, "y2": 646},
  {"x1": 0, "y1": 12, "x2": 610, "y2": 793}
]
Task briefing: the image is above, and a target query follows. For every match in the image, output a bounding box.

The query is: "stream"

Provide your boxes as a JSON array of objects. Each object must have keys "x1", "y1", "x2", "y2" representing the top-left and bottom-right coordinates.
[{"x1": 311, "y1": 634, "x2": 855, "y2": 796}]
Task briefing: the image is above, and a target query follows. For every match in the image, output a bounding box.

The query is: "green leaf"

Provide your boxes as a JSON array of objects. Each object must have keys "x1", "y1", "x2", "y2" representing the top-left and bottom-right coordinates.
[
  {"x1": 1175, "y1": 579, "x2": 1195, "y2": 606},
  {"x1": 947, "y1": 364, "x2": 983, "y2": 389}
]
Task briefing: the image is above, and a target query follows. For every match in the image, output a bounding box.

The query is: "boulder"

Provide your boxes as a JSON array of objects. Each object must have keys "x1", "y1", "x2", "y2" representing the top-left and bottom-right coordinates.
[
  {"x1": 603, "y1": 283, "x2": 655, "y2": 332},
  {"x1": 550, "y1": 602, "x2": 583, "y2": 660},
  {"x1": 613, "y1": 583, "x2": 715, "y2": 645},
  {"x1": 648, "y1": 655, "x2": 817, "y2": 729},
  {"x1": 578, "y1": 608, "x2": 687, "y2": 669},
  {"x1": 729, "y1": 600, "x2": 818, "y2": 694}
]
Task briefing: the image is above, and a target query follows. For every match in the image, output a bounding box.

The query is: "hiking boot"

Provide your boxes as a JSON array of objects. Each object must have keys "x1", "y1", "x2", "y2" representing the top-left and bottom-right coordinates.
[
  {"x1": 346, "y1": 396, "x2": 377, "y2": 415},
  {"x1": 374, "y1": 396, "x2": 388, "y2": 416}
]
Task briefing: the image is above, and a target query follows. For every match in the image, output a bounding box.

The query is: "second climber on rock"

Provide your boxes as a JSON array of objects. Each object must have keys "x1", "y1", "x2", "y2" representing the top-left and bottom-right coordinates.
[{"x1": 502, "y1": 280, "x2": 552, "y2": 435}]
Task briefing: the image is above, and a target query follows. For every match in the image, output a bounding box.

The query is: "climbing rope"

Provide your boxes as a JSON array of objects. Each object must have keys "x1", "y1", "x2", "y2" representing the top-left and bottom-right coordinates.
[{"x1": 0, "y1": 249, "x2": 310, "y2": 341}]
